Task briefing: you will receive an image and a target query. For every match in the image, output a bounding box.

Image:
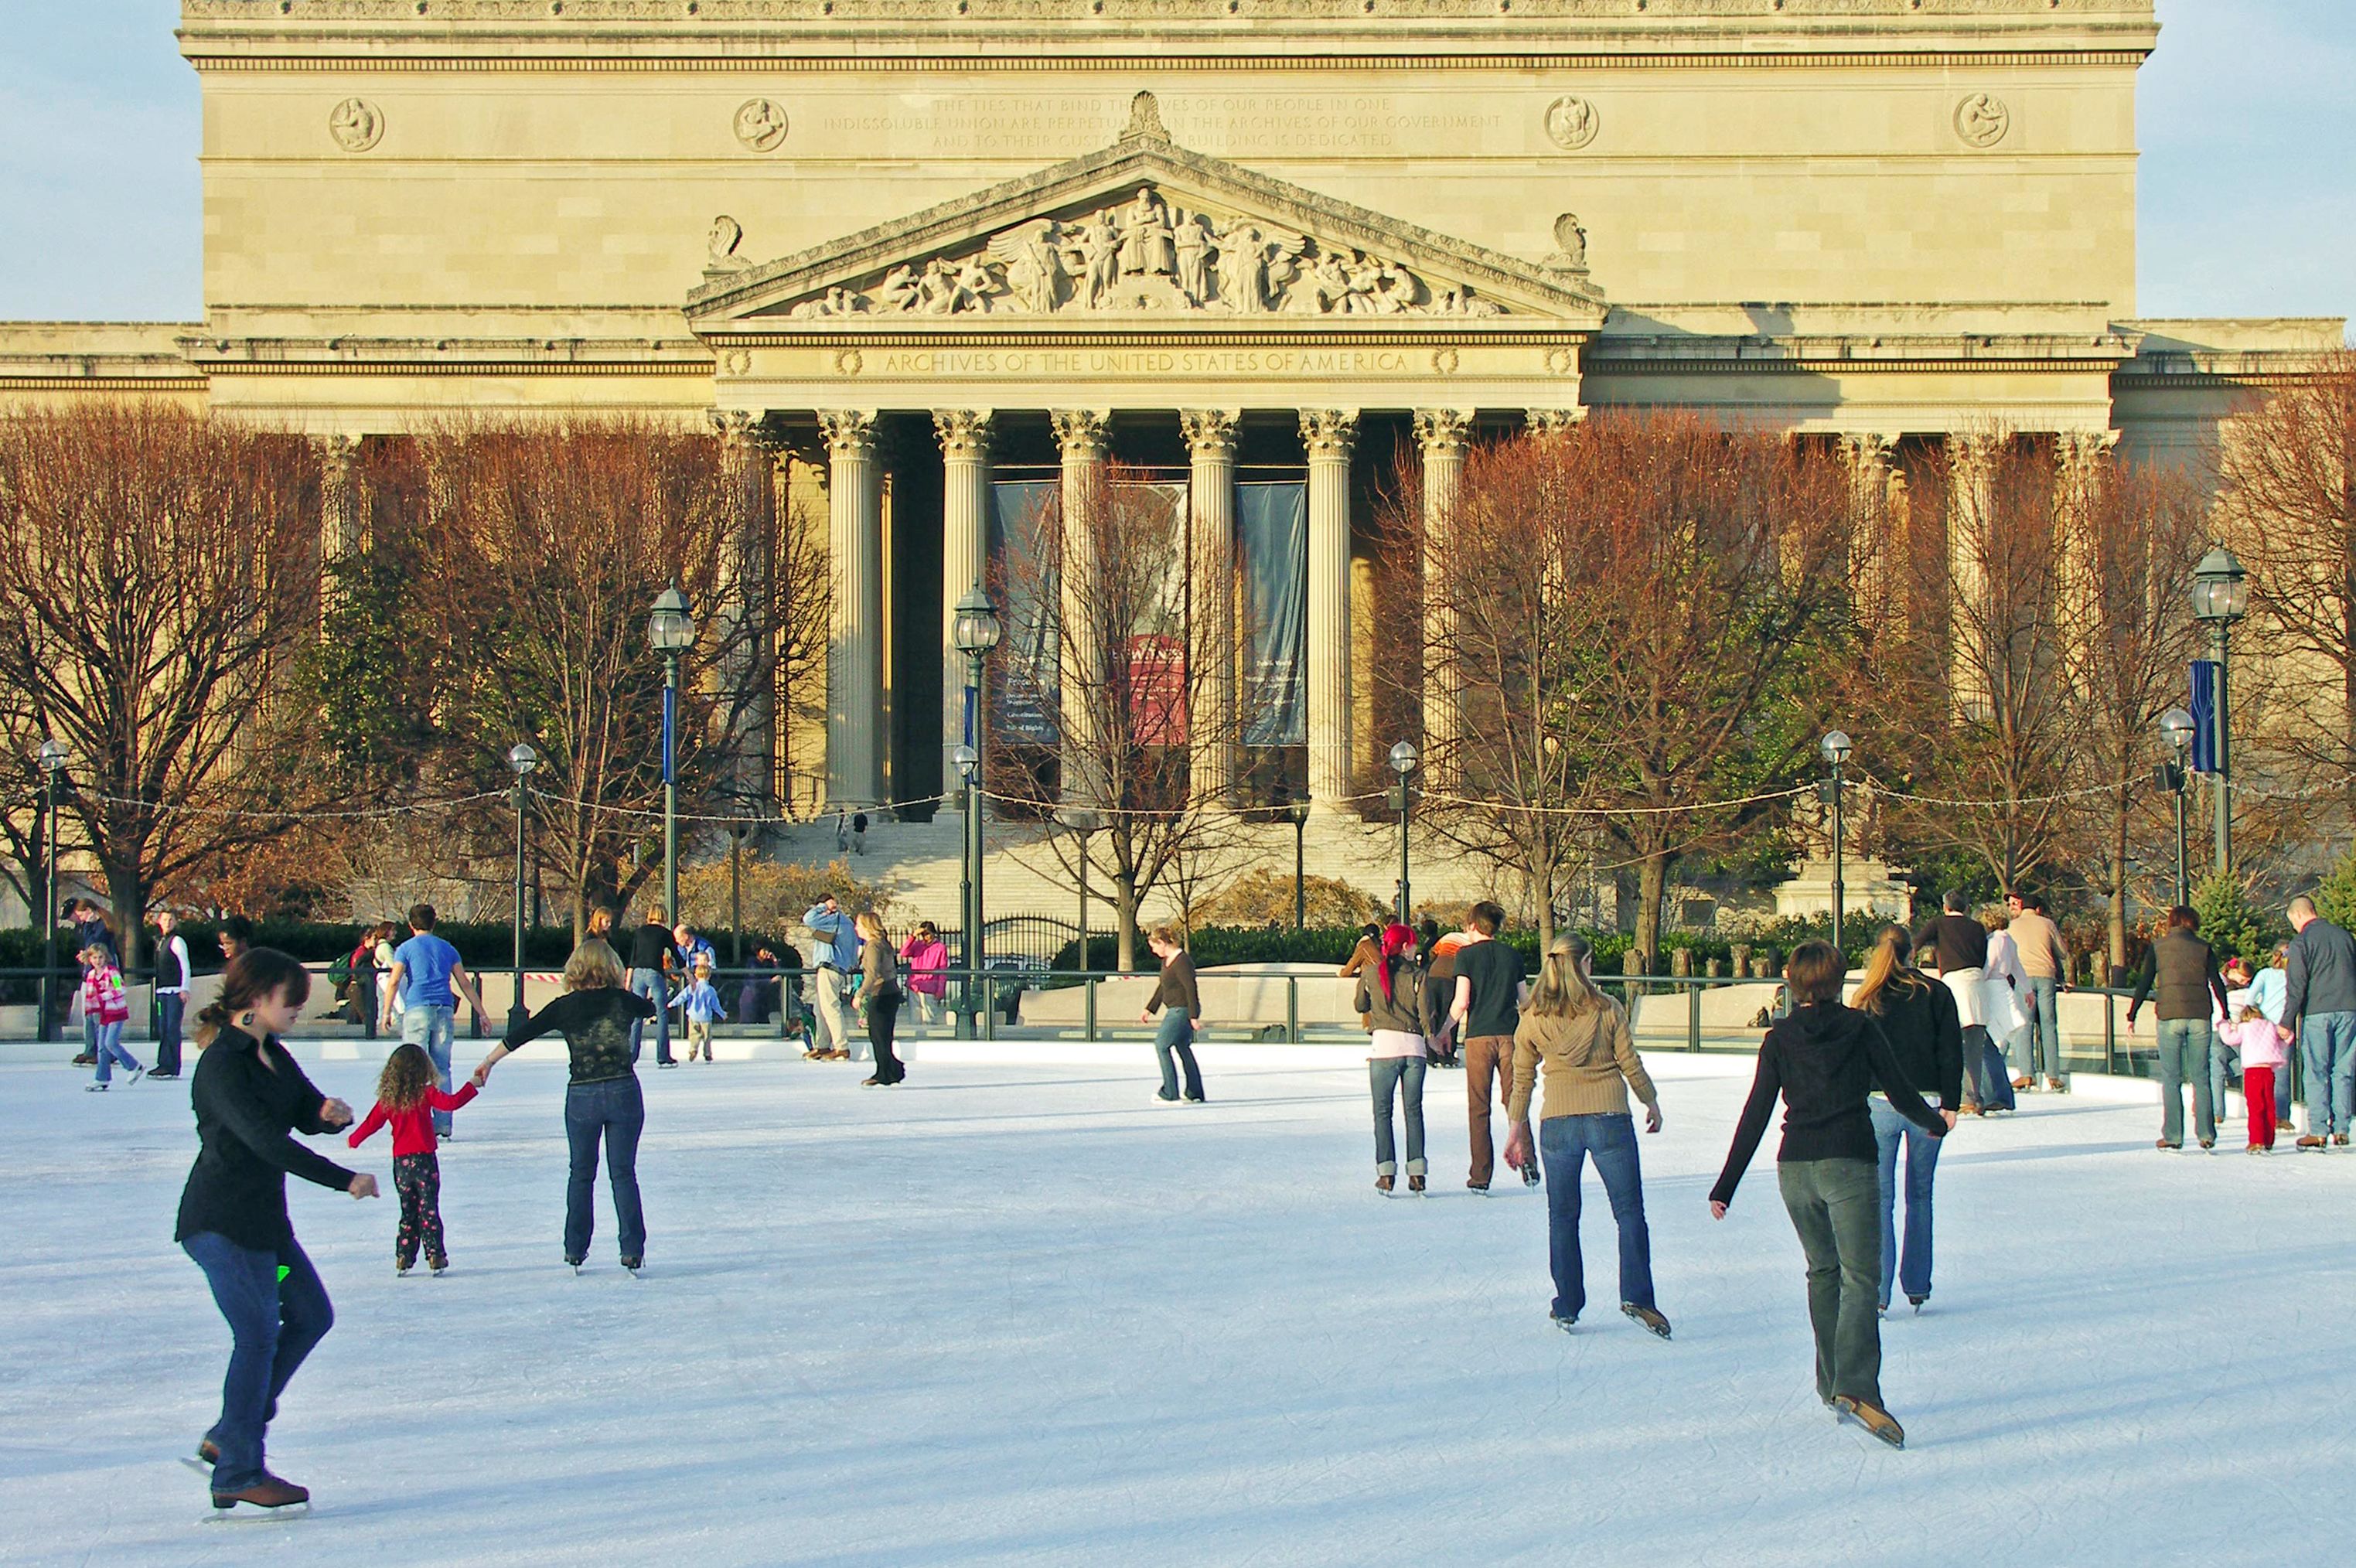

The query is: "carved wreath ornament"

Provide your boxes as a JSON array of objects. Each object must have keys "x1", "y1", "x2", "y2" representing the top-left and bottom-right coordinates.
[
  {"x1": 785, "y1": 186, "x2": 1508, "y2": 321},
  {"x1": 328, "y1": 97, "x2": 384, "y2": 152},
  {"x1": 1953, "y1": 92, "x2": 2010, "y2": 148}
]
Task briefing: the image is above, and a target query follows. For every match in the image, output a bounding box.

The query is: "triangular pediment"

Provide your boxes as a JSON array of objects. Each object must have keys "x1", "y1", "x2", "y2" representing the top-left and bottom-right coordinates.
[{"x1": 688, "y1": 94, "x2": 1604, "y2": 329}]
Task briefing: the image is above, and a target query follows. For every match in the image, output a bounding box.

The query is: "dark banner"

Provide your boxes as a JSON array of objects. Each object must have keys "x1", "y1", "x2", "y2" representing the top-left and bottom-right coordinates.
[
  {"x1": 2190, "y1": 660, "x2": 2218, "y2": 775},
  {"x1": 1237, "y1": 481, "x2": 1307, "y2": 746}
]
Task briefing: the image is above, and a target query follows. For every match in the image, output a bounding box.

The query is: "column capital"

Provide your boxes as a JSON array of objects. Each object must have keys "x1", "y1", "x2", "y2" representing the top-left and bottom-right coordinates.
[
  {"x1": 817, "y1": 408, "x2": 878, "y2": 458},
  {"x1": 1524, "y1": 407, "x2": 1587, "y2": 438},
  {"x1": 1179, "y1": 407, "x2": 1241, "y2": 458},
  {"x1": 707, "y1": 408, "x2": 765, "y2": 448},
  {"x1": 2056, "y1": 428, "x2": 2122, "y2": 468},
  {"x1": 1299, "y1": 407, "x2": 1359, "y2": 459},
  {"x1": 1840, "y1": 431, "x2": 1896, "y2": 466},
  {"x1": 932, "y1": 407, "x2": 994, "y2": 459},
  {"x1": 1412, "y1": 407, "x2": 1475, "y2": 455},
  {"x1": 310, "y1": 431, "x2": 363, "y2": 463},
  {"x1": 1050, "y1": 408, "x2": 1111, "y2": 458}
]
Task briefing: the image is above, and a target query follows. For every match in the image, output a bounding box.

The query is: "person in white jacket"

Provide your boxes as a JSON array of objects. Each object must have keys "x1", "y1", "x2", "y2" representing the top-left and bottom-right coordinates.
[{"x1": 1983, "y1": 922, "x2": 2029, "y2": 1096}]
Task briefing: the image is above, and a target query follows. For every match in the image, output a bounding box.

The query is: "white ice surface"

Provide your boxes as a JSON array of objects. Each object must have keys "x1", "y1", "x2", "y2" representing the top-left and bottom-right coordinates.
[{"x1": 4, "y1": 1050, "x2": 2352, "y2": 1567}]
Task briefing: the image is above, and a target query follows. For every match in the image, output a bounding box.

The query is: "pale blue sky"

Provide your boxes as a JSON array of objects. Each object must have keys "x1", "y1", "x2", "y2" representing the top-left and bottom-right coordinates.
[{"x1": 0, "y1": 1, "x2": 2347, "y2": 327}]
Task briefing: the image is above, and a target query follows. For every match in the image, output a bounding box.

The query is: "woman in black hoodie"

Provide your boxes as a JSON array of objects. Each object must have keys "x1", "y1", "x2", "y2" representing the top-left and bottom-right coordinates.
[
  {"x1": 1853, "y1": 925, "x2": 1965, "y2": 1315},
  {"x1": 1710, "y1": 941, "x2": 1952, "y2": 1449}
]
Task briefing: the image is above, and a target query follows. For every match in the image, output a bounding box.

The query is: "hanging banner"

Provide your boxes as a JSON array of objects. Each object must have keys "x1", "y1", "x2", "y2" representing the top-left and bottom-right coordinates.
[
  {"x1": 989, "y1": 479, "x2": 1061, "y2": 744},
  {"x1": 1236, "y1": 481, "x2": 1307, "y2": 746},
  {"x1": 2189, "y1": 660, "x2": 2219, "y2": 774},
  {"x1": 1119, "y1": 480, "x2": 1192, "y2": 748}
]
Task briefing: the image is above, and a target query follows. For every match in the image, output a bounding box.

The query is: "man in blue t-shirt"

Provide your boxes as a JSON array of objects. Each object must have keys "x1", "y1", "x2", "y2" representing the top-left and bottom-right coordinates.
[{"x1": 386, "y1": 902, "x2": 488, "y2": 1135}]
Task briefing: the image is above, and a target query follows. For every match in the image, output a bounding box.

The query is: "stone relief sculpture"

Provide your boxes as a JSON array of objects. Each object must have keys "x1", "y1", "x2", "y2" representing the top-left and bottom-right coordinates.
[
  {"x1": 773, "y1": 184, "x2": 1511, "y2": 319},
  {"x1": 734, "y1": 97, "x2": 789, "y2": 152},
  {"x1": 1544, "y1": 213, "x2": 1587, "y2": 273},
  {"x1": 1953, "y1": 92, "x2": 2011, "y2": 148},
  {"x1": 707, "y1": 215, "x2": 753, "y2": 272},
  {"x1": 328, "y1": 97, "x2": 384, "y2": 152},
  {"x1": 1543, "y1": 94, "x2": 1599, "y2": 152}
]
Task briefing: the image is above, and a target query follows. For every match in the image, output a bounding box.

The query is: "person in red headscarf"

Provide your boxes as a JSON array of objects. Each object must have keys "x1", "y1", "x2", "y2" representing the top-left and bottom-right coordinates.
[{"x1": 1352, "y1": 923, "x2": 1440, "y2": 1194}]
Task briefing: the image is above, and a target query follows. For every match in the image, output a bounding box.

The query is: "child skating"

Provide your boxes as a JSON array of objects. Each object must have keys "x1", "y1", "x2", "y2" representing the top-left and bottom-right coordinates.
[
  {"x1": 2219, "y1": 1004, "x2": 2285, "y2": 1153},
  {"x1": 680, "y1": 956, "x2": 722, "y2": 1063},
  {"x1": 81, "y1": 944, "x2": 143, "y2": 1091},
  {"x1": 349, "y1": 1041, "x2": 478, "y2": 1274}
]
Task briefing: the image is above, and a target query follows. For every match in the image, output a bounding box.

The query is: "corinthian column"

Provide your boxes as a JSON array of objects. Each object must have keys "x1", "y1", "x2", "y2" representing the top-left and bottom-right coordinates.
[
  {"x1": 2055, "y1": 428, "x2": 2121, "y2": 676},
  {"x1": 1946, "y1": 431, "x2": 1999, "y2": 716},
  {"x1": 819, "y1": 409, "x2": 884, "y2": 809},
  {"x1": 1843, "y1": 432, "x2": 1896, "y2": 636},
  {"x1": 934, "y1": 409, "x2": 994, "y2": 807},
  {"x1": 1413, "y1": 409, "x2": 1473, "y2": 782},
  {"x1": 1181, "y1": 409, "x2": 1240, "y2": 806},
  {"x1": 314, "y1": 433, "x2": 362, "y2": 626},
  {"x1": 1300, "y1": 408, "x2": 1359, "y2": 810},
  {"x1": 711, "y1": 410, "x2": 776, "y2": 816},
  {"x1": 1052, "y1": 408, "x2": 1111, "y2": 807}
]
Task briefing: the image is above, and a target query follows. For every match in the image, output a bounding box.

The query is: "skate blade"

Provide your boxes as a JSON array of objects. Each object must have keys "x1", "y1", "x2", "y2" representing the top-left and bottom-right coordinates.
[{"x1": 176, "y1": 1457, "x2": 210, "y2": 1476}]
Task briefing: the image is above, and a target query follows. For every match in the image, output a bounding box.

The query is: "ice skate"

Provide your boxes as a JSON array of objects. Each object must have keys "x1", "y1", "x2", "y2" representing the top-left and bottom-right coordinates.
[
  {"x1": 621, "y1": 1255, "x2": 643, "y2": 1274},
  {"x1": 85, "y1": 1082, "x2": 107, "y2": 1092},
  {"x1": 396, "y1": 1261, "x2": 412, "y2": 1277},
  {"x1": 565, "y1": 1254, "x2": 585, "y2": 1274},
  {"x1": 210, "y1": 1474, "x2": 310, "y2": 1515},
  {"x1": 1521, "y1": 1159, "x2": 1543, "y2": 1187},
  {"x1": 2296, "y1": 1135, "x2": 2327, "y2": 1150},
  {"x1": 1908, "y1": 1294, "x2": 1928, "y2": 1314},
  {"x1": 1621, "y1": 1304, "x2": 1672, "y2": 1340},
  {"x1": 1407, "y1": 1174, "x2": 1426, "y2": 1195},
  {"x1": 1550, "y1": 1312, "x2": 1577, "y2": 1333},
  {"x1": 1376, "y1": 1174, "x2": 1394, "y2": 1194},
  {"x1": 430, "y1": 1259, "x2": 448, "y2": 1277},
  {"x1": 1833, "y1": 1396, "x2": 1906, "y2": 1450}
]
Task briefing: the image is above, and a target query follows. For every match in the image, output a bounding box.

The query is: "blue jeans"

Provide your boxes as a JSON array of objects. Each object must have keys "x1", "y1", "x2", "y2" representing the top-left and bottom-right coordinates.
[
  {"x1": 1369, "y1": 1055, "x2": 1427, "y2": 1175},
  {"x1": 2013, "y1": 975, "x2": 2064, "y2": 1082},
  {"x1": 2155, "y1": 1017, "x2": 2215, "y2": 1145},
  {"x1": 564, "y1": 1075, "x2": 646, "y2": 1262},
  {"x1": 1870, "y1": 1096, "x2": 1942, "y2": 1307},
  {"x1": 181, "y1": 1232, "x2": 332, "y2": 1492},
  {"x1": 1537, "y1": 1113, "x2": 1655, "y2": 1320},
  {"x1": 628, "y1": 969, "x2": 672, "y2": 1065},
  {"x1": 1153, "y1": 1009, "x2": 1203, "y2": 1101},
  {"x1": 401, "y1": 1003, "x2": 458, "y2": 1133},
  {"x1": 90, "y1": 1020, "x2": 141, "y2": 1082},
  {"x1": 156, "y1": 992, "x2": 186, "y2": 1075},
  {"x1": 1962, "y1": 1025, "x2": 2012, "y2": 1109},
  {"x1": 2300, "y1": 1010, "x2": 2356, "y2": 1136}
]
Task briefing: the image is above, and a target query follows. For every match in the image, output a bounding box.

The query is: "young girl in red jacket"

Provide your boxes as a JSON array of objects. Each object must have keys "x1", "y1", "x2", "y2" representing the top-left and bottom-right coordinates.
[
  {"x1": 349, "y1": 1041, "x2": 477, "y2": 1275},
  {"x1": 80, "y1": 943, "x2": 143, "y2": 1090}
]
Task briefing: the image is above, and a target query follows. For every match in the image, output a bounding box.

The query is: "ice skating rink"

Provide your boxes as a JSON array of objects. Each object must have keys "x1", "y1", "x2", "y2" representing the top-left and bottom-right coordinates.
[{"x1": 6, "y1": 1049, "x2": 2354, "y2": 1566}]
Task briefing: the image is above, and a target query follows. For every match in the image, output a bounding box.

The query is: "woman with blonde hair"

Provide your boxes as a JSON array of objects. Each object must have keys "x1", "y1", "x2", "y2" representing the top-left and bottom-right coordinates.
[
  {"x1": 854, "y1": 910, "x2": 905, "y2": 1086},
  {"x1": 469, "y1": 938, "x2": 658, "y2": 1272},
  {"x1": 1138, "y1": 924, "x2": 1205, "y2": 1104},
  {"x1": 1501, "y1": 933, "x2": 1668, "y2": 1337},
  {"x1": 1850, "y1": 925, "x2": 1964, "y2": 1314}
]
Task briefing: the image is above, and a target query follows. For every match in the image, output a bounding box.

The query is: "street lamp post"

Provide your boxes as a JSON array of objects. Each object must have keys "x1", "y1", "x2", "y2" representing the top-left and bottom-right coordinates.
[
  {"x1": 647, "y1": 586, "x2": 697, "y2": 925},
  {"x1": 36, "y1": 740, "x2": 68, "y2": 1045},
  {"x1": 2191, "y1": 544, "x2": 2249, "y2": 877},
  {"x1": 506, "y1": 742, "x2": 538, "y2": 1035},
  {"x1": 1277, "y1": 785, "x2": 1310, "y2": 930},
  {"x1": 950, "y1": 588, "x2": 1004, "y2": 1038},
  {"x1": 1820, "y1": 730, "x2": 1853, "y2": 951},
  {"x1": 2160, "y1": 706, "x2": 2196, "y2": 905},
  {"x1": 1388, "y1": 741, "x2": 1420, "y2": 925}
]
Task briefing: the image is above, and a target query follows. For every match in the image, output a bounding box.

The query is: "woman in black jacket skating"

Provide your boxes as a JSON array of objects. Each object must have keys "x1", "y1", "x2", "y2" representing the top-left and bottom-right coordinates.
[
  {"x1": 1710, "y1": 941, "x2": 1953, "y2": 1450},
  {"x1": 176, "y1": 949, "x2": 380, "y2": 1514},
  {"x1": 1853, "y1": 925, "x2": 1965, "y2": 1314}
]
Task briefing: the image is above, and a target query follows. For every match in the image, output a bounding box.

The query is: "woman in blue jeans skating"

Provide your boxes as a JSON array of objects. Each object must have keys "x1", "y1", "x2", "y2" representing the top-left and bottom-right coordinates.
[
  {"x1": 472, "y1": 938, "x2": 660, "y2": 1271},
  {"x1": 1853, "y1": 925, "x2": 1965, "y2": 1314},
  {"x1": 1139, "y1": 925, "x2": 1205, "y2": 1103},
  {"x1": 1501, "y1": 932, "x2": 1669, "y2": 1338},
  {"x1": 176, "y1": 949, "x2": 380, "y2": 1514}
]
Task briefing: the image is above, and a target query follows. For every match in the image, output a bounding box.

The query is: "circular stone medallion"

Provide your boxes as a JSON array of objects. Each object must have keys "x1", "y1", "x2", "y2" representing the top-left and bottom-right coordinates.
[
  {"x1": 735, "y1": 99, "x2": 790, "y2": 152},
  {"x1": 1953, "y1": 92, "x2": 2011, "y2": 148},
  {"x1": 1543, "y1": 95, "x2": 1600, "y2": 152},
  {"x1": 329, "y1": 97, "x2": 384, "y2": 152}
]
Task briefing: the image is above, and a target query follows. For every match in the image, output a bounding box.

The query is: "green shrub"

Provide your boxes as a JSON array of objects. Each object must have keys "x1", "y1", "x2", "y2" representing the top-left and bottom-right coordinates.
[{"x1": 2191, "y1": 872, "x2": 2287, "y2": 966}]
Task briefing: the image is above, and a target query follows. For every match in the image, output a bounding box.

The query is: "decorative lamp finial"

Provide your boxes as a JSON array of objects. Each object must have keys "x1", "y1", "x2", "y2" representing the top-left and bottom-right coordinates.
[{"x1": 1123, "y1": 90, "x2": 1168, "y2": 142}]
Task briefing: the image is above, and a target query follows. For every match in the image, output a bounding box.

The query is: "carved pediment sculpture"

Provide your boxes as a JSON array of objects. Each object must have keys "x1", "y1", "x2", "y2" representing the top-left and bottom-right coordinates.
[{"x1": 782, "y1": 183, "x2": 1509, "y2": 320}]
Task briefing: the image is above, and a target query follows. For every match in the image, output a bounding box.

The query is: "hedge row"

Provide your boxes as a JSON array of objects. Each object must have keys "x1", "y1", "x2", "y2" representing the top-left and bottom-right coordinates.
[{"x1": 0, "y1": 921, "x2": 802, "y2": 973}]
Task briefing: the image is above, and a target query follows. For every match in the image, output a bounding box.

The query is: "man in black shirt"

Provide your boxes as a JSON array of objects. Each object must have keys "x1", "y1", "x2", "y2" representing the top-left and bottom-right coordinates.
[
  {"x1": 1447, "y1": 900, "x2": 1531, "y2": 1190},
  {"x1": 625, "y1": 908, "x2": 677, "y2": 1068},
  {"x1": 1913, "y1": 891, "x2": 2000, "y2": 1113}
]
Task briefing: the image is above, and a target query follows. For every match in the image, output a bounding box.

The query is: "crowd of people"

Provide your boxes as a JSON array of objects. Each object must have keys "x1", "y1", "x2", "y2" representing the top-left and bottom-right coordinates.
[{"x1": 44, "y1": 877, "x2": 2356, "y2": 1509}]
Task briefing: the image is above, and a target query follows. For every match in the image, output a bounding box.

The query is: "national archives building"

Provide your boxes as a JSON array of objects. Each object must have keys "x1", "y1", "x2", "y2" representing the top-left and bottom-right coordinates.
[{"x1": 2, "y1": 0, "x2": 2342, "y2": 844}]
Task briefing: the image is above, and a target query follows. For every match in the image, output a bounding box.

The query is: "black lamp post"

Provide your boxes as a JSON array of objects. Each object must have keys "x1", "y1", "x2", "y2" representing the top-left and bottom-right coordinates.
[
  {"x1": 37, "y1": 739, "x2": 67, "y2": 1045},
  {"x1": 1387, "y1": 740, "x2": 1419, "y2": 925},
  {"x1": 2191, "y1": 544, "x2": 2248, "y2": 877},
  {"x1": 1820, "y1": 730, "x2": 1852, "y2": 950},
  {"x1": 950, "y1": 588, "x2": 1003, "y2": 1035},
  {"x1": 506, "y1": 742, "x2": 537, "y2": 1035},
  {"x1": 2160, "y1": 706, "x2": 2195, "y2": 905},
  {"x1": 647, "y1": 585, "x2": 697, "y2": 925},
  {"x1": 1277, "y1": 784, "x2": 1310, "y2": 930}
]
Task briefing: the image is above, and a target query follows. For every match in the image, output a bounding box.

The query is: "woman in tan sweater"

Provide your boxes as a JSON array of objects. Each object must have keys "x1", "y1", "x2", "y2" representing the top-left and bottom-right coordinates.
[{"x1": 1500, "y1": 932, "x2": 1669, "y2": 1338}]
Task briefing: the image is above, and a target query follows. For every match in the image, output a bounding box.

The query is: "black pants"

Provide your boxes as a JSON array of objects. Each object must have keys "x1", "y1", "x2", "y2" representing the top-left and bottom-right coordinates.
[
  {"x1": 155, "y1": 993, "x2": 185, "y2": 1075},
  {"x1": 394, "y1": 1151, "x2": 446, "y2": 1269},
  {"x1": 868, "y1": 990, "x2": 904, "y2": 1082}
]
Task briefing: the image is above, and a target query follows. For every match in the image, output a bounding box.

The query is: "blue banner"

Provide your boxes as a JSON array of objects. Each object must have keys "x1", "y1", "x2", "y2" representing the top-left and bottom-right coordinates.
[
  {"x1": 2190, "y1": 660, "x2": 2218, "y2": 774},
  {"x1": 1237, "y1": 481, "x2": 1307, "y2": 746}
]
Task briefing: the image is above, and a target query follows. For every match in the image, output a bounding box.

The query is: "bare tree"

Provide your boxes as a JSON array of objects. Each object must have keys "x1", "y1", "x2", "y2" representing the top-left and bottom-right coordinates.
[
  {"x1": 2223, "y1": 348, "x2": 2356, "y2": 791},
  {"x1": 992, "y1": 464, "x2": 1249, "y2": 968},
  {"x1": 0, "y1": 403, "x2": 324, "y2": 956},
  {"x1": 1413, "y1": 414, "x2": 1855, "y2": 955}
]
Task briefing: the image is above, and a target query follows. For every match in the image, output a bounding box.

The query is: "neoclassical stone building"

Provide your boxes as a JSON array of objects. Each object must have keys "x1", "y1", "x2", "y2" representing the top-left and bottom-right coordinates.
[{"x1": 2, "y1": 0, "x2": 2341, "y2": 856}]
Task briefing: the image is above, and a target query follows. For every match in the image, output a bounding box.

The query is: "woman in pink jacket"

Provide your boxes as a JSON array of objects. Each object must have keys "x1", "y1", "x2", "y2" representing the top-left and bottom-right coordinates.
[{"x1": 899, "y1": 921, "x2": 951, "y2": 1026}]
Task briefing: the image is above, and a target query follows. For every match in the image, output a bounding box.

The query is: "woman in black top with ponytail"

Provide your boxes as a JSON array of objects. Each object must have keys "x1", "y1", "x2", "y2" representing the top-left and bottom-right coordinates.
[
  {"x1": 1852, "y1": 924, "x2": 1965, "y2": 1315},
  {"x1": 176, "y1": 949, "x2": 379, "y2": 1514}
]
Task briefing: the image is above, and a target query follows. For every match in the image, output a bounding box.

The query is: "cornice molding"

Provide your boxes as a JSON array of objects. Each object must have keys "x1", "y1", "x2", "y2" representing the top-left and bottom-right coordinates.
[{"x1": 182, "y1": 49, "x2": 2153, "y2": 73}]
